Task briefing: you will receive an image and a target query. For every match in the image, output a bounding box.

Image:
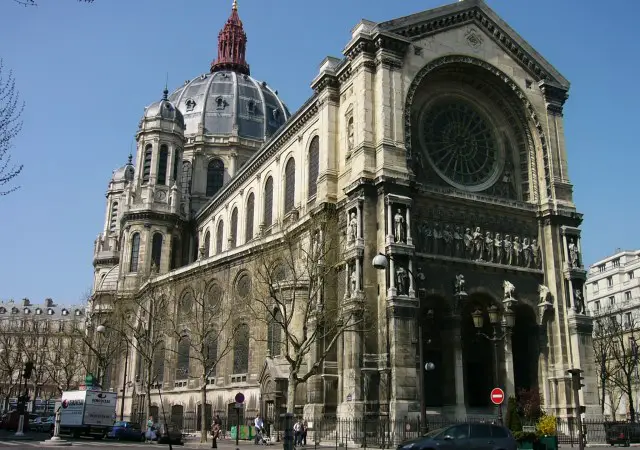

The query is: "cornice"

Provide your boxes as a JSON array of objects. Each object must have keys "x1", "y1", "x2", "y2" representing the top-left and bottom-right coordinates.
[
  {"x1": 539, "y1": 80, "x2": 569, "y2": 116},
  {"x1": 93, "y1": 256, "x2": 119, "y2": 268},
  {"x1": 121, "y1": 210, "x2": 185, "y2": 228}
]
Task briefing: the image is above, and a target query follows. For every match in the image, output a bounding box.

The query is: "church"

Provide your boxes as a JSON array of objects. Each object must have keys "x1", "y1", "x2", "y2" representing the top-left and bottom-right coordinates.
[{"x1": 90, "y1": 0, "x2": 597, "y2": 427}]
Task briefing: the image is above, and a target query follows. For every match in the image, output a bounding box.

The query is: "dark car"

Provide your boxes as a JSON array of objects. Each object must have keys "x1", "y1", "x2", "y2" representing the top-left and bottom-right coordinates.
[
  {"x1": 606, "y1": 423, "x2": 640, "y2": 446},
  {"x1": 157, "y1": 423, "x2": 184, "y2": 445},
  {"x1": 0, "y1": 411, "x2": 31, "y2": 432},
  {"x1": 107, "y1": 421, "x2": 145, "y2": 441},
  {"x1": 398, "y1": 423, "x2": 516, "y2": 450}
]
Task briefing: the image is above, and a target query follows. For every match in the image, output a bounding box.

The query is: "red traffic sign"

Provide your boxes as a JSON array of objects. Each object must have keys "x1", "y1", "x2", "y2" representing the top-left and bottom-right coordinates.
[
  {"x1": 490, "y1": 388, "x2": 505, "y2": 405},
  {"x1": 235, "y1": 392, "x2": 245, "y2": 404}
]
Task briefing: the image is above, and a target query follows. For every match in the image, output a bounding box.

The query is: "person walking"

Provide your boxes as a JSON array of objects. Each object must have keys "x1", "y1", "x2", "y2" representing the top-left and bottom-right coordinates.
[
  {"x1": 211, "y1": 419, "x2": 221, "y2": 449},
  {"x1": 301, "y1": 419, "x2": 308, "y2": 447},
  {"x1": 293, "y1": 419, "x2": 302, "y2": 447},
  {"x1": 254, "y1": 414, "x2": 264, "y2": 445}
]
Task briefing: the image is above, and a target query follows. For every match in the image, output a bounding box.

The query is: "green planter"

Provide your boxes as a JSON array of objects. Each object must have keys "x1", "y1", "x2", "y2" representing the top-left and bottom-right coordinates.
[
  {"x1": 538, "y1": 435, "x2": 558, "y2": 450},
  {"x1": 517, "y1": 440, "x2": 535, "y2": 449}
]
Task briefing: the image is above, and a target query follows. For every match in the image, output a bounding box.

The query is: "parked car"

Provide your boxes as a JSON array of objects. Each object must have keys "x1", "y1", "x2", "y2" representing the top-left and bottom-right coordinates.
[
  {"x1": 33, "y1": 415, "x2": 55, "y2": 433},
  {"x1": 605, "y1": 422, "x2": 640, "y2": 446},
  {"x1": 0, "y1": 411, "x2": 31, "y2": 432},
  {"x1": 107, "y1": 421, "x2": 145, "y2": 441},
  {"x1": 157, "y1": 423, "x2": 184, "y2": 445},
  {"x1": 397, "y1": 423, "x2": 516, "y2": 450}
]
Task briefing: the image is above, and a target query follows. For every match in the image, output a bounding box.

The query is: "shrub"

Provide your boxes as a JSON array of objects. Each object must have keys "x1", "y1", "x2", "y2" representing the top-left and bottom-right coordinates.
[
  {"x1": 506, "y1": 396, "x2": 522, "y2": 432},
  {"x1": 536, "y1": 415, "x2": 557, "y2": 436},
  {"x1": 517, "y1": 388, "x2": 544, "y2": 423},
  {"x1": 513, "y1": 431, "x2": 539, "y2": 443}
]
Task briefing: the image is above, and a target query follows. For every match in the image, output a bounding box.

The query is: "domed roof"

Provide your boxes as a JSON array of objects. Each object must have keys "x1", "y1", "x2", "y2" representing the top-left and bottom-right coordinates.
[
  {"x1": 111, "y1": 155, "x2": 135, "y2": 183},
  {"x1": 168, "y1": 71, "x2": 290, "y2": 140},
  {"x1": 143, "y1": 90, "x2": 185, "y2": 130}
]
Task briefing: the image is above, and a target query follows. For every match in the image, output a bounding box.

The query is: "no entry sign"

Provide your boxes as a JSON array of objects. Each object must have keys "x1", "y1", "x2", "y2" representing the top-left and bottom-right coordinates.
[{"x1": 490, "y1": 388, "x2": 505, "y2": 405}]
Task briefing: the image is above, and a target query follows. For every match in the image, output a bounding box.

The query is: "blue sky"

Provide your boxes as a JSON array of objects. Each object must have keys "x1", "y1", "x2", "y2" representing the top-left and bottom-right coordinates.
[{"x1": 0, "y1": 0, "x2": 637, "y2": 304}]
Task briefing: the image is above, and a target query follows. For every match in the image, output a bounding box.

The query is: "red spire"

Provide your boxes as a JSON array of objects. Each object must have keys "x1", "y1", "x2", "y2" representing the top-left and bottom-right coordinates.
[{"x1": 210, "y1": 0, "x2": 250, "y2": 75}]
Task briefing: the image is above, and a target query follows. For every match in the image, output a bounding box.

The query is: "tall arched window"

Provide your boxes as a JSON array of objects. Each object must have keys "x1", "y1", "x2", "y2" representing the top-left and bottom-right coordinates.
[
  {"x1": 308, "y1": 136, "x2": 319, "y2": 199},
  {"x1": 267, "y1": 308, "x2": 282, "y2": 357},
  {"x1": 206, "y1": 159, "x2": 225, "y2": 197},
  {"x1": 230, "y1": 208, "x2": 238, "y2": 248},
  {"x1": 172, "y1": 150, "x2": 181, "y2": 182},
  {"x1": 181, "y1": 161, "x2": 192, "y2": 197},
  {"x1": 129, "y1": 233, "x2": 140, "y2": 272},
  {"x1": 151, "y1": 232, "x2": 163, "y2": 270},
  {"x1": 109, "y1": 202, "x2": 118, "y2": 232},
  {"x1": 153, "y1": 341, "x2": 165, "y2": 383},
  {"x1": 233, "y1": 323, "x2": 250, "y2": 374},
  {"x1": 157, "y1": 145, "x2": 169, "y2": 185},
  {"x1": 175, "y1": 336, "x2": 190, "y2": 380},
  {"x1": 245, "y1": 193, "x2": 255, "y2": 242},
  {"x1": 216, "y1": 220, "x2": 224, "y2": 254},
  {"x1": 142, "y1": 145, "x2": 152, "y2": 184},
  {"x1": 284, "y1": 158, "x2": 296, "y2": 213},
  {"x1": 203, "y1": 231, "x2": 211, "y2": 258},
  {"x1": 263, "y1": 177, "x2": 273, "y2": 228}
]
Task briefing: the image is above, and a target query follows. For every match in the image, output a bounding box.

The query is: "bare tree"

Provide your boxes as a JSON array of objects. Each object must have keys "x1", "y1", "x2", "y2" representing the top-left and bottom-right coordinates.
[
  {"x1": 245, "y1": 208, "x2": 365, "y2": 413},
  {"x1": 593, "y1": 317, "x2": 618, "y2": 416},
  {"x1": 46, "y1": 334, "x2": 85, "y2": 394},
  {"x1": 165, "y1": 272, "x2": 238, "y2": 443},
  {"x1": 0, "y1": 332, "x2": 24, "y2": 411},
  {"x1": 0, "y1": 60, "x2": 24, "y2": 196},
  {"x1": 594, "y1": 313, "x2": 640, "y2": 421}
]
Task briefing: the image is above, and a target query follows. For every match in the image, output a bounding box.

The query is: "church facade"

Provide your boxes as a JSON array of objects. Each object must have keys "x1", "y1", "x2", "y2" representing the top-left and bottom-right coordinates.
[{"x1": 90, "y1": 0, "x2": 597, "y2": 425}]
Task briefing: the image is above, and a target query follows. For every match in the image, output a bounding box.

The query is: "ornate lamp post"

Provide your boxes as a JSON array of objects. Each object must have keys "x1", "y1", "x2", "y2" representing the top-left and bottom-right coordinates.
[{"x1": 470, "y1": 305, "x2": 515, "y2": 425}]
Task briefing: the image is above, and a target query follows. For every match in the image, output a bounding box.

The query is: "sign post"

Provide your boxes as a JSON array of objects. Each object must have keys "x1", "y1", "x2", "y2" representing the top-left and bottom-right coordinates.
[
  {"x1": 490, "y1": 387, "x2": 505, "y2": 425},
  {"x1": 234, "y1": 392, "x2": 245, "y2": 446}
]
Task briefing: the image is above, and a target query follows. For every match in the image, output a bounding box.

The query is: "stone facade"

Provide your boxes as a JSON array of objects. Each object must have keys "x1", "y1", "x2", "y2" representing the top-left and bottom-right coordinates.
[{"x1": 90, "y1": 0, "x2": 596, "y2": 425}]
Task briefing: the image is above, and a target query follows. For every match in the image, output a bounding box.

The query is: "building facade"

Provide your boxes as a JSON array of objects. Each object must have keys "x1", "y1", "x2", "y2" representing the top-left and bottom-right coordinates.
[
  {"x1": 90, "y1": 0, "x2": 597, "y2": 425},
  {"x1": 0, "y1": 298, "x2": 86, "y2": 413},
  {"x1": 586, "y1": 250, "x2": 640, "y2": 420}
]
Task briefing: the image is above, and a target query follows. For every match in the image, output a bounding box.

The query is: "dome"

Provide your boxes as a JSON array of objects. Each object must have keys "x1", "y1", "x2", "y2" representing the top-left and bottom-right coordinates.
[
  {"x1": 111, "y1": 155, "x2": 134, "y2": 183},
  {"x1": 143, "y1": 91, "x2": 185, "y2": 130},
  {"x1": 168, "y1": 70, "x2": 290, "y2": 141}
]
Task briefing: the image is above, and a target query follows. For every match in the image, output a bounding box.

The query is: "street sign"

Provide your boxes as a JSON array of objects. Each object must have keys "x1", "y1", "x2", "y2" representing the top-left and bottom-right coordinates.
[
  {"x1": 490, "y1": 387, "x2": 505, "y2": 405},
  {"x1": 235, "y1": 392, "x2": 245, "y2": 404}
]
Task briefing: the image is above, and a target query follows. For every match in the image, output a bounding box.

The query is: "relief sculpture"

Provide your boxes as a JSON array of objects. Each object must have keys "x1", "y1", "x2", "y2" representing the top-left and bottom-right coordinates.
[{"x1": 415, "y1": 217, "x2": 542, "y2": 269}]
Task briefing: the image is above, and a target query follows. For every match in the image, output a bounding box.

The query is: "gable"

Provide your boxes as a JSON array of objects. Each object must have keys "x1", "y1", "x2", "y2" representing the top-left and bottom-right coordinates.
[{"x1": 378, "y1": 0, "x2": 569, "y2": 90}]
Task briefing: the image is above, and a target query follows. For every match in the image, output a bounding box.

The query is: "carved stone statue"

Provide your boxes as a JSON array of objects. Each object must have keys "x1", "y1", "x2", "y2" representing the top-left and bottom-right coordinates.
[
  {"x1": 396, "y1": 267, "x2": 409, "y2": 295},
  {"x1": 574, "y1": 287, "x2": 585, "y2": 314},
  {"x1": 422, "y1": 222, "x2": 433, "y2": 253},
  {"x1": 532, "y1": 239, "x2": 541, "y2": 268},
  {"x1": 503, "y1": 280, "x2": 516, "y2": 299},
  {"x1": 513, "y1": 236, "x2": 522, "y2": 266},
  {"x1": 473, "y1": 227, "x2": 484, "y2": 260},
  {"x1": 442, "y1": 224, "x2": 453, "y2": 256},
  {"x1": 463, "y1": 228, "x2": 473, "y2": 258},
  {"x1": 494, "y1": 233, "x2": 503, "y2": 264},
  {"x1": 347, "y1": 118, "x2": 354, "y2": 152},
  {"x1": 522, "y1": 237, "x2": 532, "y2": 268},
  {"x1": 454, "y1": 274, "x2": 466, "y2": 295},
  {"x1": 347, "y1": 212, "x2": 358, "y2": 243},
  {"x1": 432, "y1": 223, "x2": 442, "y2": 254},
  {"x1": 504, "y1": 235, "x2": 513, "y2": 266},
  {"x1": 484, "y1": 231, "x2": 494, "y2": 262},
  {"x1": 538, "y1": 284, "x2": 550, "y2": 304},
  {"x1": 568, "y1": 238, "x2": 580, "y2": 268},
  {"x1": 453, "y1": 226, "x2": 463, "y2": 258},
  {"x1": 350, "y1": 267, "x2": 357, "y2": 295},
  {"x1": 394, "y1": 209, "x2": 405, "y2": 243}
]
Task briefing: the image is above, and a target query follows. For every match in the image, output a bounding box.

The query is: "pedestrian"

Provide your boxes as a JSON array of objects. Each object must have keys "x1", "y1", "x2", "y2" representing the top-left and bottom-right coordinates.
[
  {"x1": 302, "y1": 419, "x2": 308, "y2": 447},
  {"x1": 254, "y1": 414, "x2": 264, "y2": 445},
  {"x1": 211, "y1": 418, "x2": 221, "y2": 448},
  {"x1": 293, "y1": 419, "x2": 302, "y2": 446}
]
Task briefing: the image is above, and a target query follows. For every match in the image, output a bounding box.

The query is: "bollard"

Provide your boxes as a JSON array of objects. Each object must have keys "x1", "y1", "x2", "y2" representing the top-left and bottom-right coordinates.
[{"x1": 281, "y1": 413, "x2": 294, "y2": 450}]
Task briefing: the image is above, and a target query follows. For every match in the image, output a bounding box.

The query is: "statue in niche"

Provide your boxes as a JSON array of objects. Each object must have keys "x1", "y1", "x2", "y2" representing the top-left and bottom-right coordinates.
[
  {"x1": 484, "y1": 231, "x2": 494, "y2": 263},
  {"x1": 463, "y1": 228, "x2": 474, "y2": 258},
  {"x1": 453, "y1": 226, "x2": 464, "y2": 258},
  {"x1": 314, "y1": 230, "x2": 322, "y2": 257},
  {"x1": 538, "y1": 284, "x2": 551, "y2": 304},
  {"x1": 568, "y1": 238, "x2": 580, "y2": 268},
  {"x1": 574, "y1": 286, "x2": 585, "y2": 314},
  {"x1": 532, "y1": 239, "x2": 541, "y2": 268},
  {"x1": 503, "y1": 280, "x2": 516, "y2": 299},
  {"x1": 350, "y1": 266, "x2": 357, "y2": 295},
  {"x1": 347, "y1": 212, "x2": 358, "y2": 243},
  {"x1": 504, "y1": 235, "x2": 513, "y2": 266},
  {"x1": 347, "y1": 117, "x2": 354, "y2": 152},
  {"x1": 454, "y1": 274, "x2": 466, "y2": 295},
  {"x1": 432, "y1": 223, "x2": 442, "y2": 254},
  {"x1": 522, "y1": 238, "x2": 532, "y2": 268},
  {"x1": 513, "y1": 237, "x2": 522, "y2": 266},
  {"x1": 473, "y1": 227, "x2": 484, "y2": 260},
  {"x1": 396, "y1": 267, "x2": 409, "y2": 295},
  {"x1": 442, "y1": 224, "x2": 453, "y2": 256},
  {"x1": 494, "y1": 233, "x2": 504, "y2": 264},
  {"x1": 421, "y1": 222, "x2": 433, "y2": 253},
  {"x1": 394, "y1": 209, "x2": 405, "y2": 243}
]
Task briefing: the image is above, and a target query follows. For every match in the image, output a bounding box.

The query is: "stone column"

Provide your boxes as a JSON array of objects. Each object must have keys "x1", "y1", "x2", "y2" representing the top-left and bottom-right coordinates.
[
  {"x1": 408, "y1": 259, "x2": 415, "y2": 297},
  {"x1": 451, "y1": 319, "x2": 466, "y2": 419},
  {"x1": 337, "y1": 304, "x2": 364, "y2": 419},
  {"x1": 387, "y1": 202, "x2": 393, "y2": 239},
  {"x1": 388, "y1": 257, "x2": 397, "y2": 297},
  {"x1": 561, "y1": 232, "x2": 569, "y2": 268},
  {"x1": 356, "y1": 203, "x2": 362, "y2": 240},
  {"x1": 345, "y1": 262, "x2": 351, "y2": 298},
  {"x1": 405, "y1": 206, "x2": 412, "y2": 246},
  {"x1": 355, "y1": 258, "x2": 362, "y2": 292},
  {"x1": 503, "y1": 332, "x2": 515, "y2": 400},
  {"x1": 230, "y1": 151, "x2": 238, "y2": 177}
]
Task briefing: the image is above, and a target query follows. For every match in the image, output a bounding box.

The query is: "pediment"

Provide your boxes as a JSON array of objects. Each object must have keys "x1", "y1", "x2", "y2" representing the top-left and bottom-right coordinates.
[
  {"x1": 377, "y1": 0, "x2": 569, "y2": 90},
  {"x1": 258, "y1": 356, "x2": 290, "y2": 385}
]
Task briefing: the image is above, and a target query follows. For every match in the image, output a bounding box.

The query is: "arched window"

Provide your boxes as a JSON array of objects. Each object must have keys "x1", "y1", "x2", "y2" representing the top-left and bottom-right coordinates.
[
  {"x1": 216, "y1": 220, "x2": 224, "y2": 254},
  {"x1": 109, "y1": 202, "x2": 118, "y2": 232},
  {"x1": 175, "y1": 336, "x2": 190, "y2": 380},
  {"x1": 153, "y1": 341, "x2": 165, "y2": 383},
  {"x1": 230, "y1": 208, "x2": 238, "y2": 248},
  {"x1": 181, "y1": 161, "x2": 192, "y2": 197},
  {"x1": 233, "y1": 323, "x2": 250, "y2": 374},
  {"x1": 157, "y1": 145, "x2": 169, "y2": 185},
  {"x1": 205, "y1": 331, "x2": 219, "y2": 377},
  {"x1": 151, "y1": 233, "x2": 163, "y2": 270},
  {"x1": 263, "y1": 177, "x2": 273, "y2": 228},
  {"x1": 308, "y1": 136, "x2": 319, "y2": 199},
  {"x1": 284, "y1": 158, "x2": 296, "y2": 213},
  {"x1": 245, "y1": 193, "x2": 255, "y2": 242},
  {"x1": 267, "y1": 308, "x2": 282, "y2": 357},
  {"x1": 142, "y1": 145, "x2": 152, "y2": 184},
  {"x1": 172, "y1": 150, "x2": 181, "y2": 182},
  {"x1": 129, "y1": 233, "x2": 140, "y2": 272},
  {"x1": 206, "y1": 159, "x2": 225, "y2": 197},
  {"x1": 203, "y1": 231, "x2": 211, "y2": 258}
]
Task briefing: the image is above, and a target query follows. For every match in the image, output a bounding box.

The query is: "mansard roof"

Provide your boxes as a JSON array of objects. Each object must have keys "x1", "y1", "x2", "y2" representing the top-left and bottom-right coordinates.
[{"x1": 377, "y1": 0, "x2": 569, "y2": 90}]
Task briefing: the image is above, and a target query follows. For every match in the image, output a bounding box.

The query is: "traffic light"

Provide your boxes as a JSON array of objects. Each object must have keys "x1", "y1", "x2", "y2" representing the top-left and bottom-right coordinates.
[
  {"x1": 23, "y1": 361, "x2": 34, "y2": 379},
  {"x1": 567, "y1": 368, "x2": 585, "y2": 390}
]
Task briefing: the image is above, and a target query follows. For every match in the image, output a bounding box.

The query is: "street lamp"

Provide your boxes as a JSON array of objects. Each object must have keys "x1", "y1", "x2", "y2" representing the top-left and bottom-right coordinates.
[
  {"x1": 372, "y1": 253, "x2": 430, "y2": 434},
  {"x1": 95, "y1": 324, "x2": 106, "y2": 388},
  {"x1": 471, "y1": 305, "x2": 515, "y2": 425}
]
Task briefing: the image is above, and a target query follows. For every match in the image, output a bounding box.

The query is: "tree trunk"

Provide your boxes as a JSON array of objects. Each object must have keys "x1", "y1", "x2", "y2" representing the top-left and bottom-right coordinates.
[
  {"x1": 201, "y1": 375, "x2": 208, "y2": 443},
  {"x1": 628, "y1": 378, "x2": 635, "y2": 422},
  {"x1": 287, "y1": 373, "x2": 297, "y2": 414},
  {"x1": 146, "y1": 383, "x2": 152, "y2": 429},
  {"x1": 600, "y1": 374, "x2": 606, "y2": 415}
]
